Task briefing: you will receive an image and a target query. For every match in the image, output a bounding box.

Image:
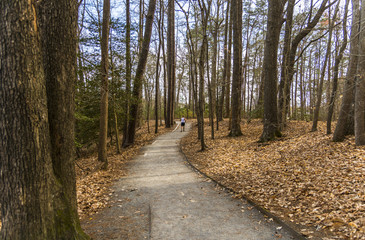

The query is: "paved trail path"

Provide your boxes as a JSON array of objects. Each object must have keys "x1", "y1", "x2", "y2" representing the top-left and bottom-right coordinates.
[{"x1": 82, "y1": 123, "x2": 298, "y2": 240}]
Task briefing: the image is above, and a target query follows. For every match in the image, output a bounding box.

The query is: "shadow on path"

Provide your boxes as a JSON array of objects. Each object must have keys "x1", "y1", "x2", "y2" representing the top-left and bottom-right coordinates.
[{"x1": 82, "y1": 123, "x2": 298, "y2": 240}]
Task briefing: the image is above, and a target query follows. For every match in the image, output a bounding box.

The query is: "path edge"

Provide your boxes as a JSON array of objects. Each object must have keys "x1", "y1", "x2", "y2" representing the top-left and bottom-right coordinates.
[{"x1": 178, "y1": 138, "x2": 307, "y2": 240}]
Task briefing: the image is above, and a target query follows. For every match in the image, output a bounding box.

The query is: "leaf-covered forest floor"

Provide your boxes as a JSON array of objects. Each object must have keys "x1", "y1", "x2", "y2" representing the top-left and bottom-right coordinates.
[
  {"x1": 0, "y1": 123, "x2": 171, "y2": 231},
  {"x1": 181, "y1": 119, "x2": 365, "y2": 240},
  {"x1": 76, "y1": 122, "x2": 171, "y2": 221}
]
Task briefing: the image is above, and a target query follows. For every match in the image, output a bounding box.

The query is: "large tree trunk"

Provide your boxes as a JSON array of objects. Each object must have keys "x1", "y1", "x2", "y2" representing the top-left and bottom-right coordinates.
[
  {"x1": 259, "y1": 0, "x2": 285, "y2": 142},
  {"x1": 166, "y1": 0, "x2": 175, "y2": 128},
  {"x1": 355, "y1": 0, "x2": 365, "y2": 145},
  {"x1": 0, "y1": 0, "x2": 89, "y2": 239},
  {"x1": 327, "y1": 0, "x2": 349, "y2": 134},
  {"x1": 123, "y1": 0, "x2": 132, "y2": 146},
  {"x1": 123, "y1": 0, "x2": 157, "y2": 147},
  {"x1": 37, "y1": 0, "x2": 89, "y2": 238},
  {"x1": 98, "y1": 0, "x2": 110, "y2": 168},
  {"x1": 229, "y1": 0, "x2": 243, "y2": 137},
  {"x1": 333, "y1": 0, "x2": 359, "y2": 141}
]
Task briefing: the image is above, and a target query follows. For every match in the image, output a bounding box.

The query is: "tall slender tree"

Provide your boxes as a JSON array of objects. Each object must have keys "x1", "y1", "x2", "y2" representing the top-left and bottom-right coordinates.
[
  {"x1": 123, "y1": 0, "x2": 132, "y2": 146},
  {"x1": 327, "y1": 0, "x2": 349, "y2": 134},
  {"x1": 98, "y1": 0, "x2": 111, "y2": 167},
  {"x1": 218, "y1": 0, "x2": 230, "y2": 121},
  {"x1": 277, "y1": 0, "x2": 294, "y2": 128},
  {"x1": 155, "y1": 0, "x2": 162, "y2": 134},
  {"x1": 123, "y1": 0, "x2": 157, "y2": 146},
  {"x1": 312, "y1": 4, "x2": 338, "y2": 132},
  {"x1": 224, "y1": 1, "x2": 233, "y2": 118},
  {"x1": 198, "y1": 0, "x2": 211, "y2": 150},
  {"x1": 166, "y1": 0, "x2": 176, "y2": 127}
]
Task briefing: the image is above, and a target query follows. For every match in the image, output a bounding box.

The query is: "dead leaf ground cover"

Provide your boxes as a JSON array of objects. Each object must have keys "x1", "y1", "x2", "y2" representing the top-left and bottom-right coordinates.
[
  {"x1": 76, "y1": 123, "x2": 171, "y2": 220},
  {"x1": 0, "y1": 123, "x2": 170, "y2": 231},
  {"x1": 181, "y1": 119, "x2": 365, "y2": 240}
]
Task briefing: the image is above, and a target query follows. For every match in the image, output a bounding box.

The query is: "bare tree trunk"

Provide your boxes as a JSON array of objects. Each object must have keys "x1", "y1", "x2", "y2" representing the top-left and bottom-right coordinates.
[
  {"x1": 0, "y1": 0, "x2": 89, "y2": 238},
  {"x1": 197, "y1": 0, "x2": 211, "y2": 150},
  {"x1": 229, "y1": 0, "x2": 243, "y2": 137},
  {"x1": 161, "y1": 2, "x2": 167, "y2": 125},
  {"x1": 327, "y1": 0, "x2": 349, "y2": 134},
  {"x1": 312, "y1": 5, "x2": 338, "y2": 132},
  {"x1": 166, "y1": 0, "x2": 175, "y2": 128},
  {"x1": 280, "y1": 0, "x2": 330, "y2": 127},
  {"x1": 333, "y1": 0, "x2": 359, "y2": 141},
  {"x1": 219, "y1": 0, "x2": 230, "y2": 121},
  {"x1": 224, "y1": 1, "x2": 233, "y2": 118},
  {"x1": 355, "y1": 0, "x2": 365, "y2": 145},
  {"x1": 98, "y1": 0, "x2": 110, "y2": 168},
  {"x1": 207, "y1": 52, "x2": 215, "y2": 139},
  {"x1": 259, "y1": 0, "x2": 285, "y2": 142},
  {"x1": 123, "y1": 0, "x2": 157, "y2": 147},
  {"x1": 155, "y1": 1, "x2": 162, "y2": 134},
  {"x1": 123, "y1": 0, "x2": 132, "y2": 146},
  {"x1": 208, "y1": 0, "x2": 220, "y2": 139},
  {"x1": 110, "y1": 45, "x2": 121, "y2": 154},
  {"x1": 278, "y1": 0, "x2": 294, "y2": 128}
]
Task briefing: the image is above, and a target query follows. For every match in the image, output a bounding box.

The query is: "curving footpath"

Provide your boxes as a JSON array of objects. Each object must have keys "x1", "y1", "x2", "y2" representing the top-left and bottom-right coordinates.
[{"x1": 82, "y1": 123, "x2": 299, "y2": 240}]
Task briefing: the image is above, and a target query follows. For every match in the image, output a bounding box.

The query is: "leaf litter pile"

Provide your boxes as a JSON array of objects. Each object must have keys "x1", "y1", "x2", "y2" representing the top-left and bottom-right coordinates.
[
  {"x1": 181, "y1": 119, "x2": 365, "y2": 240},
  {"x1": 76, "y1": 123, "x2": 171, "y2": 221}
]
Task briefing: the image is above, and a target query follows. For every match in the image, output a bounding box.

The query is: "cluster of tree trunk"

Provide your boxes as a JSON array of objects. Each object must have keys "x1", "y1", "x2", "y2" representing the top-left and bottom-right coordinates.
[
  {"x1": 5, "y1": 0, "x2": 365, "y2": 237},
  {"x1": 0, "y1": 0, "x2": 89, "y2": 238}
]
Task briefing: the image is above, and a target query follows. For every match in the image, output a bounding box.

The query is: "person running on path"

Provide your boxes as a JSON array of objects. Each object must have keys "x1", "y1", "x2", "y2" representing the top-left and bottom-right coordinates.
[{"x1": 181, "y1": 116, "x2": 186, "y2": 132}]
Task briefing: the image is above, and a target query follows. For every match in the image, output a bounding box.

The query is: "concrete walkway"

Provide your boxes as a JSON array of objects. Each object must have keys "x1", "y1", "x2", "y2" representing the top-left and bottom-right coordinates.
[{"x1": 82, "y1": 123, "x2": 298, "y2": 240}]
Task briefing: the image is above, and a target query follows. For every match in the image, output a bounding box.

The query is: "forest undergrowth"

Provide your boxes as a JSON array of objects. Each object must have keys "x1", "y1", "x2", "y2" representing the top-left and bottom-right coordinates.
[{"x1": 181, "y1": 119, "x2": 364, "y2": 240}]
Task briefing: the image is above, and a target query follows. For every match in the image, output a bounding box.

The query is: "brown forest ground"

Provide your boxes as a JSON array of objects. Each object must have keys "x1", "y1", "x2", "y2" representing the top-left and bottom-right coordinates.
[{"x1": 181, "y1": 119, "x2": 365, "y2": 240}]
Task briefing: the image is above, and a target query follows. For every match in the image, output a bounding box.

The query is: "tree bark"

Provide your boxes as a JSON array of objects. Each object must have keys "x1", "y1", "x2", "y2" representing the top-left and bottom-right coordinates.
[
  {"x1": 259, "y1": 0, "x2": 285, "y2": 142},
  {"x1": 355, "y1": 0, "x2": 365, "y2": 145},
  {"x1": 278, "y1": 0, "x2": 330, "y2": 127},
  {"x1": 312, "y1": 5, "x2": 338, "y2": 132},
  {"x1": 123, "y1": 0, "x2": 157, "y2": 147},
  {"x1": 0, "y1": 0, "x2": 89, "y2": 238},
  {"x1": 277, "y1": 0, "x2": 294, "y2": 128},
  {"x1": 98, "y1": 0, "x2": 110, "y2": 167},
  {"x1": 166, "y1": 0, "x2": 175, "y2": 127},
  {"x1": 38, "y1": 0, "x2": 89, "y2": 238},
  {"x1": 224, "y1": 1, "x2": 233, "y2": 118},
  {"x1": 229, "y1": 0, "x2": 243, "y2": 137},
  {"x1": 155, "y1": 2, "x2": 162, "y2": 134},
  {"x1": 327, "y1": 0, "x2": 349, "y2": 134},
  {"x1": 123, "y1": 0, "x2": 132, "y2": 146},
  {"x1": 333, "y1": 0, "x2": 359, "y2": 141},
  {"x1": 218, "y1": 0, "x2": 230, "y2": 121}
]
